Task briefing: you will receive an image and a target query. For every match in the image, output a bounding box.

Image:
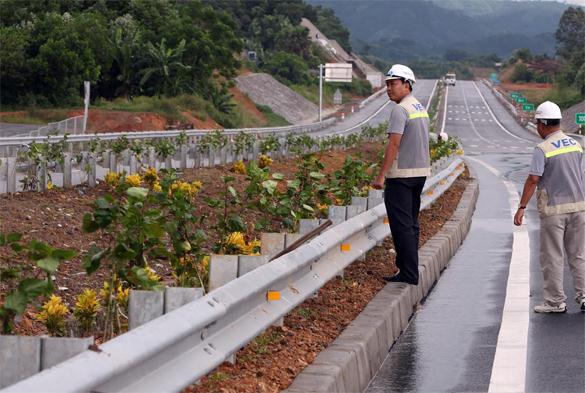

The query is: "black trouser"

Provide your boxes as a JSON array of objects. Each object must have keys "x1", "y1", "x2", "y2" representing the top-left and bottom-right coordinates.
[{"x1": 384, "y1": 176, "x2": 426, "y2": 284}]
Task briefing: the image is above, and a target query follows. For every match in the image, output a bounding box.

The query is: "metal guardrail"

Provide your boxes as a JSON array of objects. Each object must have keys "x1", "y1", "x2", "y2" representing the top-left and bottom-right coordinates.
[
  {"x1": 3, "y1": 158, "x2": 464, "y2": 393},
  {"x1": 0, "y1": 119, "x2": 337, "y2": 149}
]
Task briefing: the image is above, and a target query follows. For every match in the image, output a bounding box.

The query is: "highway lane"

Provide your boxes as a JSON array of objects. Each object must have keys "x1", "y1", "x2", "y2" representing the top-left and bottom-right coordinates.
[
  {"x1": 0, "y1": 122, "x2": 39, "y2": 137},
  {"x1": 314, "y1": 79, "x2": 437, "y2": 137},
  {"x1": 366, "y1": 80, "x2": 584, "y2": 392}
]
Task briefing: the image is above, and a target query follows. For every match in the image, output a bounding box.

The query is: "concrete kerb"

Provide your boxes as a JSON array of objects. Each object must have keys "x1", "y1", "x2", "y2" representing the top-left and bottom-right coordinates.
[{"x1": 284, "y1": 178, "x2": 479, "y2": 393}]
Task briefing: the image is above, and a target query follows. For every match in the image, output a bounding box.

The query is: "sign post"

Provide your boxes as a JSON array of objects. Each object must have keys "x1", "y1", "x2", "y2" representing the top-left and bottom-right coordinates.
[
  {"x1": 318, "y1": 63, "x2": 352, "y2": 122},
  {"x1": 83, "y1": 81, "x2": 90, "y2": 134},
  {"x1": 319, "y1": 65, "x2": 323, "y2": 122},
  {"x1": 576, "y1": 113, "x2": 585, "y2": 125},
  {"x1": 516, "y1": 96, "x2": 527, "y2": 104},
  {"x1": 522, "y1": 103, "x2": 534, "y2": 112}
]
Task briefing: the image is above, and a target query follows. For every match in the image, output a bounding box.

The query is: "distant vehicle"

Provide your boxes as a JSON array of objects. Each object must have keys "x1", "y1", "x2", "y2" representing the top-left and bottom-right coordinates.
[{"x1": 445, "y1": 73, "x2": 456, "y2": 86}]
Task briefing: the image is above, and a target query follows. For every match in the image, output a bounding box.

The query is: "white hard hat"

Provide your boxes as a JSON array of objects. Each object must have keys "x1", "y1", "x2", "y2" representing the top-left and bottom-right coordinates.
[
  {"x1": 535, "y1": 101, "x2": 562, "y2": 120},
  {"x1": 385, "y1": 64, "x2": 416, "y2": 84}
]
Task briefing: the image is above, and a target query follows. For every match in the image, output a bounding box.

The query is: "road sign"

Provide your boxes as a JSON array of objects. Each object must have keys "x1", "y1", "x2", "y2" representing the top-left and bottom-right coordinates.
[
  {"x1": 522, "y1": 103, "x2": 534, "y2": 112},
  {"x1": 490, "y1": 73, "x2": 498, "y2": 81},
  {"x1": 511, "y1": 93, "x2": 520, "y2": 99},
  {"x1": 577, "y1": 113, "x2": 585, "y2": 125},
  {"x1": 516, "y1": 96, "x2": 527, "y2": 104},
  {"x1": 324, "y1": 63, "x2": 352, "y2": 82}
]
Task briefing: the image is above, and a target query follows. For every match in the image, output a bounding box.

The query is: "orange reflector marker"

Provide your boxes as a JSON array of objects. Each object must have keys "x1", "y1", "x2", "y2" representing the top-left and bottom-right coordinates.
[
  {"x1": 427, "y1": 190, "x2": 434, "y2": 195},
  {"x1": 340, "y1": 243, "x2": 351, "y2": 252},
  {"x1": 383, "y1": 216, "x2": 389, "y2": 224},
  {"x1": 267, "y1": 291, "x2": 281, "y2": 301},
  {"x1": 439, "y1": 180, "x2": 447, "y2": 185}
]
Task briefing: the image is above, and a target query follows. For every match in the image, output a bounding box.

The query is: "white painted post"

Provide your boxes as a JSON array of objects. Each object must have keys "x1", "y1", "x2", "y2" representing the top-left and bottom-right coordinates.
[
  {"x1": 128, "y1": 290, "x2": 164, "y2": 330},
  {"x1": 208, "y1": 255, "x2": 238, "y2": 291},
  {"x1": 63, "y1": 154, "x2": 72, "y2": 188},
  {"x1": 7, "y1": 157, "x2": 16, "y2": 193},
  {"x1": 165, "y1": 155, "x2": 172, "y2": 170},
  {"x1": 180, "y1": 146, "x2": 188, "y2": 169},
  {"x1": 88, "y1": 156, "x2": 97, "y2": 187}
]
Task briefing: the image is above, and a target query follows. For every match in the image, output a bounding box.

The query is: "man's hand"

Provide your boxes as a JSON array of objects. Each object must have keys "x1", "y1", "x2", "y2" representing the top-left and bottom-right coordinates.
[
  {"x1": 371, "y1": 175, "x2": 385, "y2": 190},
  {"x1": 514, "y1": 208, "x2": 525, "y2": 226}
]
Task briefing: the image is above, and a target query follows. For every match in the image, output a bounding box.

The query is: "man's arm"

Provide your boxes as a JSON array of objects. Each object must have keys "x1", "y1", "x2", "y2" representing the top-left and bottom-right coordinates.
[
  {"x1": 514, "y1": 174, "x2": 540, "y2": 226},
  {"x1": 372, "y1": 133, "x2": 402, "y2": 189}
]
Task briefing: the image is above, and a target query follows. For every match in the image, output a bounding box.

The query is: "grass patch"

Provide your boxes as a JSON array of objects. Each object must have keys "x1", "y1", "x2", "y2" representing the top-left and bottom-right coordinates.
[
  {"x1": 256, "y1": 105, "x2": 289, "y2": 127},
  {"x1": 253, "y1": 331, "x2": 282, "y2": 354},
  {"x1": 208, "y1": 372, "x2": 230, "y2": 382}
]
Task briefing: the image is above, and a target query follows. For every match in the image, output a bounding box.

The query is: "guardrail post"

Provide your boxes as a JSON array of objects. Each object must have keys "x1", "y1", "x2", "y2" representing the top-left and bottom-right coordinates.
[
  {"x1": 209, "y1": 148, "x2": 216, "y2": 167},
  {"x1": 260, "y1": 233, "x2": 286, "y2": 258},
  {"x1": 220, "y1": 145, "x2": 227, "y2": 165},
  {"x1": 88, "y1": 155, "x2": 97, "y2": 187},
  {"x1": 63, "y1": 154, "x2": 72, "y2": 188},
  {"x1": 129, "y1": 153, "x2": 137, "y2": 174},
  {"x1": 7, "y1": 157, "x2": 16, "y2": 193},
  {"x1": 148, "y1": 147, "x2": 156, "y2": 169},
  {"x1": 38, "y1": 161, "x2": 47, "y2": 192},
  {"x1": 367, "y1": 189, "x2": 384, "y2": 210},
  {"x1": 165, "y1": 155, "x2": 173, "y2": 170},
  {"x1": 164, "y1": 287, "x2": 204, "y2": 313},
  {"x1": 298, "y1": 219, "x2": 320, "y2": 234},
  {"x1": 180, "y1": 146, "x2": 188, "y2": 169},
  {"x1": 351, "y1": 196, "x2": 368, "y2": 208},
  {"x1": 41, "y1": 336, "x2": 93, "y2": 370},
  {"x1": 108, "y1": 151, "x2": 117, "y2": 173},
  {"x1": 193, "y1": 148, "x2": 201, "y2": 168},
  {"x1": 347, "y1": 205, "x2": 367, "y2": 261},
  {"x1": 208, "y1": 255, "x2": 238, "y2": 291},
  {"x1": 0, "y1": 336, "x2": 41, "y2": 389},
  {"x1": 128, "y1": 290, "x2": 164, "y2": 330},
  {"x1": 238, "y1": 255, "x2": 269, "y2": 277},
  {"x1": 327, "y1": 206, "x2": 347, "y2": 226}
]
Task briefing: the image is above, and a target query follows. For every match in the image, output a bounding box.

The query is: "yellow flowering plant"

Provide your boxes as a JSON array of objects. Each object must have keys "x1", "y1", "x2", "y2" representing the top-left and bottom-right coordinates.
[
  {"x1": 73, "y1": 289, "x2": 100, "y2": 335},
  {"x1": 258, "y1": 154, "x2": 273, "y2": 168},
  {"x1": 36, "y1": 295, "x2": 69, "y2": 336},
  {"x1": 231, "y1": 160, "x2": 247, "y2": 174},
  {"x1": 125, "y1": 173, "x2": 142, "y2": 187}
]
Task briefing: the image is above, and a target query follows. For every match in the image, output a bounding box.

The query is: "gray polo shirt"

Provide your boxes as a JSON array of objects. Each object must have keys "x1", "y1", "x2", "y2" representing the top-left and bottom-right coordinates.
[{"x1": 386, "y1": 94, "x2": 431, "y2": 178}]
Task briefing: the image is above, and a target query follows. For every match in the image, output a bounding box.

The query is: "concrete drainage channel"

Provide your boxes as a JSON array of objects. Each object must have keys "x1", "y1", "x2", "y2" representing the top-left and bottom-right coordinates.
[{"x1": 284, "y1": 177, "x2": 479, "y2": 393}]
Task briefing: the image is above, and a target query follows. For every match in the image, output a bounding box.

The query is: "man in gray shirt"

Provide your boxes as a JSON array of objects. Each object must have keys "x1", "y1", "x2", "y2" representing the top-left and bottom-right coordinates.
[
  {"x1": 372, "y1": 64, "x2": 430, "y2": 285},
  {"x1": 514, "y1": 101, "x2": 585, "y2": 313}
]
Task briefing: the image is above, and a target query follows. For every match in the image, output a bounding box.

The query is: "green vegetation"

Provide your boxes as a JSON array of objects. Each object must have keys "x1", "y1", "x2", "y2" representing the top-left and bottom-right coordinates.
[{"x1": 256, "y1": 105, "x2": 289, "y2": 127}]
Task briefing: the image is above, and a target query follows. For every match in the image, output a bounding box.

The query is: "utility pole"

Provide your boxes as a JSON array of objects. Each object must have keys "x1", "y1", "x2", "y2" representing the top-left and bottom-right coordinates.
[{"x1": 319, "y1": 64, "x2": 323, "y2": 122}]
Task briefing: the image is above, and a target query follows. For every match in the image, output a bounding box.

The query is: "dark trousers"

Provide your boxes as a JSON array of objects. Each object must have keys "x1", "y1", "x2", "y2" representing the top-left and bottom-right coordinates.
[{"x1": 384, "y1": 177, "x2": 426, "y2": 284}]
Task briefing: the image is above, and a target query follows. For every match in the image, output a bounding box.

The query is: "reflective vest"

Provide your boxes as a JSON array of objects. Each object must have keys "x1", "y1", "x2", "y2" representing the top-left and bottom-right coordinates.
[
  {"x1": 536, "y1": 131, "x2": 585, "y2": 217},
  {"x1": 387, "y1": 95, "x2": 431, "y2": 178}
]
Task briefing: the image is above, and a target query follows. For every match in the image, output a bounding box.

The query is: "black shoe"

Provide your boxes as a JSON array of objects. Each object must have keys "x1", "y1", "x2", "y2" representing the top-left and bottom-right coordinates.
[{"x1": 383, "y1": 275, "x2": 418, "y2": 285}]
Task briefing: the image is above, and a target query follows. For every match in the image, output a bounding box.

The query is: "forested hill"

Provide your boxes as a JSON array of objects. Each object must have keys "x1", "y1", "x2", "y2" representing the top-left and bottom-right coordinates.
[
  {"x1": 307, "y1": 0, "x2": 569, "y2": 61},
  {"x1": 0, "y1": 0, "x2": 354, "y2": 112}
]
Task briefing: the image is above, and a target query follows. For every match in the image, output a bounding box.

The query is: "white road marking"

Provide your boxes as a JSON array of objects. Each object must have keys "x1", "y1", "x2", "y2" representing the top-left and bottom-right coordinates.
[
  {"x1": 472, "y1": 82, "x2": 534, "y2": 143},
  {"x1": 467, "y1": 157, "x2": 530, "y2": 393}
]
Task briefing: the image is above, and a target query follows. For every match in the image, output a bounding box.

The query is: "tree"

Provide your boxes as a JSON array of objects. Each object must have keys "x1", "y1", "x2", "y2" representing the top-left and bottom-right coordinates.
[
  {"x1": 110, "y1": 15, "x2": 142, "y2": 98},
  {"x1": 263, "y1": 52, "x2": 309, "y2": 84},
  {"x1": 555, "y1": 6, "x2": 585, "y2": 62},
  {"x1": 140, "y1": 38, "x2": 191, "y2": 96}
]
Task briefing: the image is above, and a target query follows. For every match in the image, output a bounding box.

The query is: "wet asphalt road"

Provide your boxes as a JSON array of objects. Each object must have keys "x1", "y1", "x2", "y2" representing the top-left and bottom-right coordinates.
[
  {"x1": 366, "y1": 81, "x2": 584, "y2": 392},
  {"x1": 314, "y1": 79, "x2": 437, "y2": 137}
]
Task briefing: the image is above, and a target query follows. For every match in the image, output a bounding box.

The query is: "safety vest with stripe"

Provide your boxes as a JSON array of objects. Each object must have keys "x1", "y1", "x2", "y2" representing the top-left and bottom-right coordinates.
[
  {"x1": 536, "y1": 131, "x2": 585, "y2": 217},
  {"x1": 387, "y1": 95, "x2": 431, "y2": 178}
]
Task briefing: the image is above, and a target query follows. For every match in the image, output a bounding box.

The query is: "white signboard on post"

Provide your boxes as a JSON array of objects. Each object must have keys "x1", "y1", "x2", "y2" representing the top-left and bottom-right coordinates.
[
  {"x1": 83, "y1": 81, "x2": 90, "y2": 134},
  {"x1": 325, "y1": 63, "x2": 352, "y2": 83}
]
